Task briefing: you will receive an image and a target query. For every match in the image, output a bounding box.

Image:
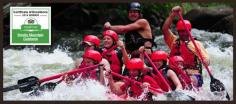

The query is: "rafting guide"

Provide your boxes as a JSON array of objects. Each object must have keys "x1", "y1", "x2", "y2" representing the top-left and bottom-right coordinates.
[{"x1": 10, "y1": 7, "x2": 51, "y2": 45}]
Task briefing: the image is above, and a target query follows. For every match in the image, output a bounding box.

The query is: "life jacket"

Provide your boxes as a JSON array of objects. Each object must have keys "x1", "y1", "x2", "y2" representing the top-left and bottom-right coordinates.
[
  {"x1": 170, "y1": 39, "x2": 202, "y2": 73},
  {"x1": 79, "y1": 60, "x2": 87, "y2": 69},
  {"x1": 161, "y1": 68, "x2": 176, "y2": 90},
  {"x1": 128, "y1": 75, "x2": 160, "y2": 98},
  {"x1": 102, "y1": 48, "x2": 123, "y2": 74},
  {"x1": 80, "y1": 68, "x2": 100, "y2": 81},
  {"x1": 170, "y1": 66, "x2": 192, "y2": 89},
  {"x1": 124, "y1": 31, "x2": 155, "y2": 55},
  {"x1": 78, "y1": 60, "x2": 100, "y2": 80},
  {"x1": 151, "y1": 66, "x2": 175, "y2": 92}
]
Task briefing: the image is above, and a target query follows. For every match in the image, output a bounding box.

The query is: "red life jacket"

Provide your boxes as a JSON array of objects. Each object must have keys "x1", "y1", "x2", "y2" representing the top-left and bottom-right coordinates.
[
  {"x1": 80, "y1": 68, "x2": 100, "y2": 81},
  {"x1": 170, "y1": 66, "x2": 192, "y2": 89},
  {"x1": 102, "y1": 48, "x2": 122, "y2": 74},
  {"x1": 129, "y1": 75, "x2": 160, "y2": 97},
  {"x1": 170, "y1": 39, "x2": 201, "y2": 69},
  {"x1": 151, "y1": 73, "x2": 169, "y2": 92},
  {"x1": 151, "y1": 67, "x2": 175, "y2": 91},
  {"x1": 79, "y1": 60, "x2": 87, "y2": 68},
  {"x1": 74, "y1": 60, "x2": 100, "y2": 81}
]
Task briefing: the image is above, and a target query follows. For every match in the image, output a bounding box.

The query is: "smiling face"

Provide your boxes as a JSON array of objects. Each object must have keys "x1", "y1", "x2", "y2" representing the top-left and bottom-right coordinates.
[
  {"x1": 128, "y1": 10, "x2": 140, "y2": 21},
  {"x1": 153, "y1": 60, "x2": 164, "y2": 69},
  {"x1": 103, "y1": 36, "x2": 114, "y2": 48}
]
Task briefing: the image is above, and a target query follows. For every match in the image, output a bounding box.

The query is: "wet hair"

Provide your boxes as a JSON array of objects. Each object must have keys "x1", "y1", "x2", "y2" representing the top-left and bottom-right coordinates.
[{"x1": 158, "y1": 60, "x2": 167, "y2": 70}]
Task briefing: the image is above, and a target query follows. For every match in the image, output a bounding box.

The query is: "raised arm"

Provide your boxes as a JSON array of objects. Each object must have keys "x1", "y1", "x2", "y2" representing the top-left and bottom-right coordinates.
[
  {"x1": 162, "y1": 6, "x2": 182, "y2": 48},
  {"x1": 104, "y1": 19, "x2": 147, "y2": 34},
  {"x1": 117, "y1": 40, "x2": 129, "y2": 64}
]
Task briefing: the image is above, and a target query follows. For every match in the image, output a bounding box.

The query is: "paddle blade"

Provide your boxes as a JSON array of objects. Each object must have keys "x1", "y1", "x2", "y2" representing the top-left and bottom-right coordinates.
[
  {"x1": 29, "y1": 82, "x2": 57, "y2": 96},
  {"x1": 17, "y1": 76, "x2": 39, "y2": 93},
  {"x1": 226, "y1": 91, "x2": 230, "y2": 101},
  {"x1": 210, "y1": 77, "x2": 225, "y2": 92},
  {"x1": 39, "y1": 82, "x2": 57, "y2": 91},
  {"x1": 210, "y1": 77, "x2": 231, "y2": 100}
]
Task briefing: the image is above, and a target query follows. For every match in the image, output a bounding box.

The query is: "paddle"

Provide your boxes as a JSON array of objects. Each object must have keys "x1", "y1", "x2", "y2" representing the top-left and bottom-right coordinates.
[
  {"x1": 3, "y1": 64, "x2": 101, "y2": 93},
  {"x1": 178, "y1": 13, "x2": 230, "y2": 100},
  {"x1": 170, "y1": 66, "x2": 192, "y2": 90},
  {"x1": 110, "y1": 71, "x2": 165, "y2": 94},
  {"x1": 111, "y1": 71, "x2": 194, "y2": 100},
  {"x1": 143, "y1": 52, "x2": 171, "y2": 92},
  {"x1": 143, "y1": 52, "x2": 195, "y2": 100}
]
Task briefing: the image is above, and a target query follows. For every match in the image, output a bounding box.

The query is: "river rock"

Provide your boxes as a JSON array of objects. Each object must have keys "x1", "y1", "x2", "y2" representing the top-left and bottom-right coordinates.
[{"x1": 185, "y1": 7, "x2": 233, "y2": 35}]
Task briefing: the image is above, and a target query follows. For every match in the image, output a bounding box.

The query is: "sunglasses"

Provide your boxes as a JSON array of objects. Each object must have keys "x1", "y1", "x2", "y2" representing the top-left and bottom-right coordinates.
[{"x1": 82, "y1": 43, "x2": 94, "y2": 47}]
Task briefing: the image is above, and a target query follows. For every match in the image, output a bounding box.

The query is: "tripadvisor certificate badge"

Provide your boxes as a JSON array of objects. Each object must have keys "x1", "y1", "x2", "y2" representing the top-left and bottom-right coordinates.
[{"x1": 10, "y1": 7, "x2": 51, "y2": 45}]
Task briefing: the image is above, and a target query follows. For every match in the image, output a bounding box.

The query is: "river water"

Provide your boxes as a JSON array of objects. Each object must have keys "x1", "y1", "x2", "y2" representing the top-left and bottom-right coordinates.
[{"x1": 3, "y1": 29, "x2": 233, "y2": 101}]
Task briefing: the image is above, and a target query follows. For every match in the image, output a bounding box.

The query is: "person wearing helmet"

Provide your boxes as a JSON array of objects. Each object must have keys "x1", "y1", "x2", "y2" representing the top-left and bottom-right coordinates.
[
  {"x1": 72, "y1": 35, "x2": 111, "y2": 86},
  {"x1": 74, "y1": 35, "x2": 110, "y2": 71},
  {"x1": 104, "y1": 2, "x2": 155, "y2": 58},
  {"x1": 102, "y1": 30, "x2": 129, "y2": 81},
  {"x1": 150, "y1": 50, "x2": 183, "y2": 92},
  {"x1": 64, "y1": 50, "x2": 106, "y2": 85},
  {"x1": 106, "y1": 58, "x2": 161, "y2": 100},
  {"x1": 162, "y1": 6, "x2": 210, "y2": 88},
  {"x1": 79, "y1": 50, "x2": 105, "y2": 84},
  {"x1": 169, "y1": 56, "x2": 185, "y2": 72},
  {"x1": 81, "y1": 35, "x2": 101, "y2": 52},
  {"x1": 169, "y1": 56, "x2": 192, "y2": 90}
]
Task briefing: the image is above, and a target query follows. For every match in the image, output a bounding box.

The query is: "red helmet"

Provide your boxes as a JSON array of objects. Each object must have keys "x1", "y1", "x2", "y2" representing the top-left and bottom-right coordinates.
[
  {"x1": 176, "y1": 20, "x2": 192, "y2": 31},
  {"x1": 169, "y1": 56, "x2": 184, "y2": 63},
  {"x1": 151, "y1": 50, "x2": 168, "y2": 61},
  {"x1": 169, "y1": 56, "x2": 184, "y2": 68},
  {"x1": 83, "y1": 35, "x2": 100, "y2": 47},
  {"x1": 83, "y1": 50, "x2": 102, "y2": 63},
  {"x1": 103, "y1": 30, "x2": 118, "y2": 42},
  {"x1": 126, "y1": 58, "x2": 144, "y2": 71}
]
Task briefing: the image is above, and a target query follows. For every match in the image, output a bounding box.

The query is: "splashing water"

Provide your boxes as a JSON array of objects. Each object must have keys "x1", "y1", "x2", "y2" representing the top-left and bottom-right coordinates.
[{"x1": 3, "y1": 29, "x2": 233, "y2": 101}]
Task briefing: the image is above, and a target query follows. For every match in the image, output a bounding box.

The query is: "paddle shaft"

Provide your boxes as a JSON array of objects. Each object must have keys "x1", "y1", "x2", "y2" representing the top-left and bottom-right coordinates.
[
  {"x1": 174, "y1": 67, "x2": 192, "y2": 89},
  {"x1": 177, "y1": 13, "x2": 213, "y2": 77},
  {"x1": 39, "y1": 64, "x2": 100, "y2": 83},
  {"x1": 111, "y1": 72, "x2": 165, "y2": 94},
  {"x1": 3, "y1": 85, "x2": 19, "y2": 92},
  {"x1": 170, "y1": 64, "x2": 192, "y2": 85},
  {"x1": 143, "y1": 52, "x2": 172, "y2": 91},
  {"x1": 3, "y1": 64, "x2": 100, "y2": 93}
]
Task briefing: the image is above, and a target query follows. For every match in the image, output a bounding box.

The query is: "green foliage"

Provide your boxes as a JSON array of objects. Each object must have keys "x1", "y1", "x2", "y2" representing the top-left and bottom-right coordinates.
[
  {"x1": 76, "y1": 2, "x2": 232, "y2": 19},
  {"x1": 198, "y1": 2, "x2": 233, "y2": 8}
]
